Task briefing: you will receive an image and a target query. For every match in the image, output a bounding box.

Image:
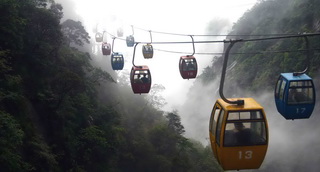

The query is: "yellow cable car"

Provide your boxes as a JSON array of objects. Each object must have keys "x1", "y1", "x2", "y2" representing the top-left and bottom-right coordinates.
[{"x1": 209, "y1": 98, "x2": 269, "y2": 171}]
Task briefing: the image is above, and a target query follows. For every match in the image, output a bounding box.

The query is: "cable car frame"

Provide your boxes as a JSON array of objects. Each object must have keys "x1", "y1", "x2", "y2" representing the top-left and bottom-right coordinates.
[
  {"x1": 275, "y1": 72, "x2": 315, "y2": 119},
  {"x1": 126, "y1": 25, "x2": 135, "y2": 47},
  {"x1": 102, "y1": 42, "x2": 111, "y2": 55},
  {"x1": 274, "y1": 36, "x2": 316, "y2": 120},
  {"x1": 209, "y1": 40, "x2": 269, "y2": 171},
  {"x1": 142, "y1": 31, "x2": 154, "y2": 59},
  {"x1": 210, "y1": 98, "x2": 269, "y2": 170},
  {"x1": 130, "y1": 43, "x2": 152, "y2": 94},
  {"x1": 111, "y1": 37, "x2": 124, "y2": 70},
  {"x1": 179, "y1": 35, "x2": 198, "y2": 79},
  {"x1": 95, "y1": 32, "x2": 103, "y2": 42}
]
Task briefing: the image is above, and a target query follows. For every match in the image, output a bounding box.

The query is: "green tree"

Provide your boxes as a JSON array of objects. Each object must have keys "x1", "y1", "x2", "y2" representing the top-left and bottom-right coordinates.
[
  {"x1": 61, "y1": 19, "x2": 90, "y2": 46},
  {"x1": 166, "y1": 110, "x2": 185, "y2": 136},
  {"x1": 0, "y1": 111, "x2": 26, "y2": 171}
]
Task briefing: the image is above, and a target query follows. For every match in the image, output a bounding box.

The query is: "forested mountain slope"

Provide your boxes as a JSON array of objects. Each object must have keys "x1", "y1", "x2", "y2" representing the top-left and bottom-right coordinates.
[
  {"x1": 182, "y1": 0, "x2": 320, "y2": 171},
  {"x1": 199, "y1": 0, "x2": 320, "y2": 92},
  {"x1": 2, "y1": 0, "x2": 320, "y2": 171},
  {"x1": 0, "y1": 0, "x2": 220, "y2": 171}
]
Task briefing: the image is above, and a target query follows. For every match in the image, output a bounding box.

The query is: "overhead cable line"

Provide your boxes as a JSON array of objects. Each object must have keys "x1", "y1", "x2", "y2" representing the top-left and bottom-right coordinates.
[
  {"x1": 154, "y1": 48, "x2": 320, "y2": 56},
  {"x1": 132, "y1": 25, "x2": 301, "y2": 37},
  {"x1": 237, "y1": 33, "x2": 320, "y2": 42},
  {"x1": 104, "y1": 31, "x2": 320, "y2": 45}
]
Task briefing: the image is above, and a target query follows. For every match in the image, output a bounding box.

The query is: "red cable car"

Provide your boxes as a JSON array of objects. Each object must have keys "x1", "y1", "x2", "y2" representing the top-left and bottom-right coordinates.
[
  {"x1": 102, "y1": 42, "x2": 111, "y2": 55},
  {"x1": 179, "y1": 56, "x2": 197, "y2": 79},
  {"x1": 130, "y1": 65, "x2": 151, "y2": 94}
]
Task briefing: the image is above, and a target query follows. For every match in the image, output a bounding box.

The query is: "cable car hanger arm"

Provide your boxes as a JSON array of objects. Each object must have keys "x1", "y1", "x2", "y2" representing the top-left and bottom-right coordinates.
[
  {"x1": 112, "y1": 37, "x2": 116, "y2": 53},
  {"x1": 149, "y1": 30, "x2": 152, "y2": 44},
  {"x1": 293, "y1": 35, "x2": 309, "y2": 76},
  {"x1": 189, "y1": 35, "x2": 195, "y2": 56},
  {"x1": 219, "y1": 39, "x2": 244, "y2": 105},
  {"x1": 132, "y1": 42, "x2": 140, "y2": 68}
]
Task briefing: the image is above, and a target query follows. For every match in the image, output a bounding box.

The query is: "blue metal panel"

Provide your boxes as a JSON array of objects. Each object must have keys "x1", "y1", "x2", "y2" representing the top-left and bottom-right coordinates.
[
  {"x1": 281, "y1": 73, "x2": 312, "y2": 81},
  {"x1": 275, "y1": 73, "x2": 315, "y2": 120},
  {"x1": 111, "y1": 53, "x2": 124, "y2": 70}
]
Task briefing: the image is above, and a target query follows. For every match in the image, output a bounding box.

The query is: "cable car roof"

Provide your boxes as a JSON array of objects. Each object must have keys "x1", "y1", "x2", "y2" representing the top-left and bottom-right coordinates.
[
  {"x1": 216, "y1": 98, "x2": 264, "y2": 111},
  {"x1": 132, "y1": 65, "x2": 149, "y2": 70},
  {"x1": 281, "y1": 73, "x2": 312, "y2": 81},
  {"x1": 180, "y1": 55, "x2": 195, "y2": 59}
]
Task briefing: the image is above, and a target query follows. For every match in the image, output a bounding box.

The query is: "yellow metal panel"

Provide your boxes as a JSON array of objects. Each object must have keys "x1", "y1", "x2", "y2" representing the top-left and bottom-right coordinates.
[
  {"x1": 217, "y1": 98, "x2": 264, "y2": 111},
  {"x1": 210, "y1": 98, "x2": 269, "y2": 170},
  {"x1": 220, "y1": 145, "x2": 268, "y2": 170}
]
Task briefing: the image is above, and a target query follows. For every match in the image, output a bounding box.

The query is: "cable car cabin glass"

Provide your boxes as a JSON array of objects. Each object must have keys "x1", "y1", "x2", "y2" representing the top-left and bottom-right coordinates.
[
  {"x1": 117, "y1": 28, "x2": 123, "y2": 37},
  {"x1": 95, "y1": 33, "x2": 103, "y2": 42},
  {"x1": 130, "y1": 66, "x2": 151, "y2": 94},
  {"x1": 275, "y1": 73, "x2": 315, "y2": 120},
  {"x1": 102, "y1": 42, "x2": 111, "y2": 55},
  {"x1": 209, "y1": 98, "x2": 269, "y2": 171},
  {"x1": 111, "y1": 53, "x2": 124, "y2": 70},
  {"x1": 179, "y1": 56, "x2": 197, "y2": 79},
  {"x1": 126, "y1": 35, "x2": 135, "y2": 47},
  {"x1": 142, "y1": 44, "x2": 153, "y2": 59}
]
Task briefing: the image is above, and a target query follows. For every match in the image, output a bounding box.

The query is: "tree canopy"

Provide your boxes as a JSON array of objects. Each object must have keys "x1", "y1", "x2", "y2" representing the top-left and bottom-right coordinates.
[{"x1": 0, "y1": 0, "x2": 219, "y2": 171}]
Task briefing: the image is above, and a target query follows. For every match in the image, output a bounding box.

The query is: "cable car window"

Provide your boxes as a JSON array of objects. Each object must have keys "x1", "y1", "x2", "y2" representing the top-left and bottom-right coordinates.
[
  {"x1": 288, "y1": 87, "x2": 314, "y2": 104},
  {"x1": 279, "y1": 79, "x2": 287, "y2": 100},
  {"x1": 143, "y1": 45, "x2": 153, "y2": 52},
  {"x1": 192, "y1": 59, "x2": 197, "y2": 69},
  {"x1": 182, "y1": 60, "x2": 187, "y2": 71},
  {"x1": 216, "y1": 109, "x2": 225, "y2": 146},
  {"x1": 275, "y1": 79, "x2": 281, "y2": 98},
  {"x1": 228, "y1": 111, "x2": 263, "y2": 120},
  {"x1": 185, "y1": 59, "x2": 196, "y2": 71},
  {"x1": 210, "y1": 106, "x2": 221, "y2": 134},
  {"x1": 289, "y1": 80, "x2": 313, "y2": 87},
  {"x1": 133, "y1": 70, "x2": 150, "y2": 84},
  {"x1": 224, "y1": 121, "x2": 267, "y2": 147}
]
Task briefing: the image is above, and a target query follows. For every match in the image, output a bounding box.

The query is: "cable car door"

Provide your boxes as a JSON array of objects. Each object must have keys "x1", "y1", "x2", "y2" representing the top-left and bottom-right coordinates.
[
  {"x1": 209, "y1": 102, "x2": 225, "y2": 164},
  {"x1": 285, "y1": 80, "x2": 315, "y2": 119},
  {"x1": 275, "y1": 77, "x2": 287, "y2": 115}
]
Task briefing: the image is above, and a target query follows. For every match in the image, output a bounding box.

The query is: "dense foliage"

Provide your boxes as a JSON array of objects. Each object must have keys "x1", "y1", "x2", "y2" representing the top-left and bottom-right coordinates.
[
  {"x1": 199, "y1": 0, "x2": 320, "y2": 93},
  {"x1": 0, "y1": 0, "x2": 219, "y2": 171},
  {"x1": 3, "y1": 0, "x2": 319, "y2": 171}
]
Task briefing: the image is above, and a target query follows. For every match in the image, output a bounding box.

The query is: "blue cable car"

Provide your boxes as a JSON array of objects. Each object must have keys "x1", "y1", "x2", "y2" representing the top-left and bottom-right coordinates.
[
  {"x1": 274, "y1": 73, "x2": 316, "y2": 120},
  {"x1": 126, "y1": 35, "x2": 135, "y2": 47},
  {"x1": 111, "y1": 52, "x2": 124, "y2": 70}
]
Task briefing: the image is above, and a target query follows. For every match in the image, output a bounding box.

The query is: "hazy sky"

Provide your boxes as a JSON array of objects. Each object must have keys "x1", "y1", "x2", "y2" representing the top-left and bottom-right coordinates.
[
  {"x1": 57, "y1": 0, "x2": 259, "y2": 127},
  {"x1": 59, "y1": 0, "x2": 258, "y2": 139}
]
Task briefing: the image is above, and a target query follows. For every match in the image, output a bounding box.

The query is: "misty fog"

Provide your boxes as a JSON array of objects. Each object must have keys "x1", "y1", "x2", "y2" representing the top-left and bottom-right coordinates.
[{"x1": 54, "y1": 0, "x2": 320, "y2": 171}]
